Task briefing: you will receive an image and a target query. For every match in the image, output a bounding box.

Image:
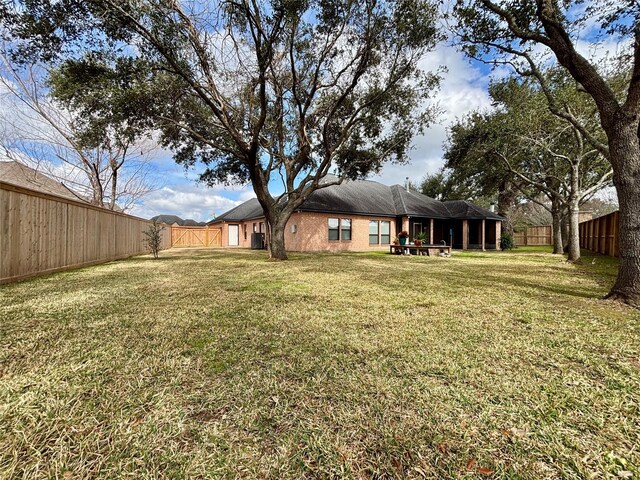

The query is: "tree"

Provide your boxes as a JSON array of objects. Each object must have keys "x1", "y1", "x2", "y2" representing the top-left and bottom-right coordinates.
[
  {"x1": 420, "y1": 171, "x2": 448, "y2": 200},
  {"x1": 0, "y1": 50, "x2": 158, "y2": 211},
  {"x1": 489, "y1": 75, "x2": 612, "y2": 262},
  {"x1": 438, "y1": 111, "x2": 527, "y2": 235},
  {"x1": 2, "y1": 0, "x2": 441, "y2": 259},
  {"x1": 442, "y1": 108, "x2": 568, "y2": 253},
  {"x1": 452, "y1": 0, "x2": 640, "y2": 305},
  {"x1": 143, "y1": 221, "x2": 165, "y2": 259},
  {"x1": 441, "y1": 75, "x2": 612, "y2": 260}
]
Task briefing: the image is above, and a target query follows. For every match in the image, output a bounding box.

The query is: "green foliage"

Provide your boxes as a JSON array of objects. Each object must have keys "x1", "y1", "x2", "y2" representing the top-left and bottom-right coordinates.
[
  {"x1": 442, "y1": 70, "x2": 612, "y2": 214},
  {"x1": 3, "y1": 0, "x2": 442, "y2": 187},
  {"x1": 500, "y1": 232, "x2": 514, "y2": 251},
  {"x1": 415, "y1": 231, "x2": 429, "y2": 243},
  {"x1": 143, "y1": 221, "x2": 164, "y2": 259},
  {"x1": 420, "y1": 171, "x2": 448, "y2": 199},
  {"x1": 3, "y1": 0, "x2": 444, "y2": 258},
  {"x1": 47, "y1": 55, "x2": 153, "y2": 150}
]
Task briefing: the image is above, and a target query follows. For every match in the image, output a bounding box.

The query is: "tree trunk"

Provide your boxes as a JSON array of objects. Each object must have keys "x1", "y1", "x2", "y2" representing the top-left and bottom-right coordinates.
[
  {"x1": 498, "y1": 178, "x2": 517, "y2": 236},
  {"x1": 110, "y1": 166, "x2": 118, "y2": 210},
  {"x1": 567, "y1": 164, "x2": 581, "y2": 263},
  {"x1": 267, "y1": 220, "x2": 288, "y2": 261},
  {"x1": 561, "y1": 208, "x2": 570, "y2": 253},
  {"x1": 606, "y1": 118, "x2": 640, "y2": 307},
  {"x1": 551, "y1": 200, "x2": 564, "y2": 255},
  {"x1": 567, "y1": 199, "x2": 581, "y2": 262}
]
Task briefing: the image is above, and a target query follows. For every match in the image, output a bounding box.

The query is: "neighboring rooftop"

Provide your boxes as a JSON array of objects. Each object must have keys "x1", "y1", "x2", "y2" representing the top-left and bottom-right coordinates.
[
  {"x1": 208, "y1": 177, "x2": 505, "y2": 223},
  {"x1": 183, "y1": 218, "x2": 207, "y2": 226},
  {"x1": 0, "y1": 160, "x2": 87, "y2": 202},
  {"x1": 150, "y1": 214, "x2": 206, "y2": 226}
]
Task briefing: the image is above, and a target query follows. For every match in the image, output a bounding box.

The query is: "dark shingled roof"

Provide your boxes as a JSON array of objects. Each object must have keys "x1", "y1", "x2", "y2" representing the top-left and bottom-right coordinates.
[
  {"x1": 443, "y1": 200, "x2": 504, "y2": 220},
  {"x1": 300, "y1": 178, "x2": 397, "y2": 216},
  {"x1": 150, "y1": 214, "x2": 185, "y2": 225},
  {"x1": 391, "y1": 185, "x2": 451, "y2": 218},
  {"x1": 207, "y1": 177, "x2": 505, "y2": 223},
  {"x1": 150, "y1": 215, "x2": 207, "y2": 226},
  {"x1": 183, "y1": 219, "x2": 207, "y2": 226},
  {"x1": 207, "y1": 198, "x2": 264, "y2": 225}
]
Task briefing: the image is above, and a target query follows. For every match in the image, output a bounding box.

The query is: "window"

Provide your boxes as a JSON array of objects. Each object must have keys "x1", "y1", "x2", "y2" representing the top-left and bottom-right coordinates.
[
  {"x1": 341, "y1": 219, "x2": 352, "y2": 241},
  {"x1": 328, "y1": 218, "x2": 351, "y2": 241},
  {"x1": 253, "y1": 223, "x2": 257, "y2": 233},
  {"x1": 259, "y1": 222, "x2": 264, "y2": 233},
  {"x1": 381, "y1": 221, "x2": 391, "y2": 244},
  {"x1": 328, "y1": 218, "x2": 340, "y2": 240},
  {"x1": 243, "y1": 224, "x2": 247, "y2": 240},
  {"x1": 369, "y1": 221, "x2": 379, "y2": 244},
  {"x1": 413, "y1": 222, "x2": 422, "y2": 239}
]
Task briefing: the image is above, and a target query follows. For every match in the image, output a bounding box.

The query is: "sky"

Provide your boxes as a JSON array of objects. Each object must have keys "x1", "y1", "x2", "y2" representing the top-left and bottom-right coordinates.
[
  {"x1": 129, "y1": 43, "x2": 495, "y2": 222},
  {"x1": 0, "y1": 3, "x2": 627, "y2": 223},
  {"x1": 128, "y1": 17, "x2": 628, "y2": 223}
]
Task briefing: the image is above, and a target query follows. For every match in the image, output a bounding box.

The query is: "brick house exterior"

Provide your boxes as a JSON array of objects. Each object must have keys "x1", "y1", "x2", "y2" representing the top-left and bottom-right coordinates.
[{"x1": 209, "y1": 177, "x2": 504, "y2": 252}]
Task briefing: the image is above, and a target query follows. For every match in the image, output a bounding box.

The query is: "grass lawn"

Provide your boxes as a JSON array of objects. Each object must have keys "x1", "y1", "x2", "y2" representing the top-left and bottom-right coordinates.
[{"x1": 1, "y1": 247, "x2": 639, "y2": 479}]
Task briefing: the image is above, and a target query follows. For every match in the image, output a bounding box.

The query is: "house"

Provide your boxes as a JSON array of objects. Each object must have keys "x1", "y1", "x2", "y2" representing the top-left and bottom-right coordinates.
[
  {"x1": 0, "y1": 160, "x2": 87, "y2": 203},
  {"x1": 183, "y1": 218, "x2": 207, "y2": 227},
  {"x1": 208, "y1": 176, "x2": 504, "y2": 251},
  {"x1": 149, "y1": 215, "x2": 206, "y2": 227}
]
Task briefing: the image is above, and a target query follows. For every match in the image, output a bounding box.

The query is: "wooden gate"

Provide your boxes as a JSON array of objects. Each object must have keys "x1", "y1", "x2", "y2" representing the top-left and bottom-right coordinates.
[{"x1": 171, "y1": 227, "x2": 222, "y2": 247}]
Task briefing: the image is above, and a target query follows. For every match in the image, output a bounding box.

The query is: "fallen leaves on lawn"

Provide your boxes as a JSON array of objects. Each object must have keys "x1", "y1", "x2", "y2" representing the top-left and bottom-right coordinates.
[{"x1": 466, "y1": 458, "x2": 495, "y2": 476}]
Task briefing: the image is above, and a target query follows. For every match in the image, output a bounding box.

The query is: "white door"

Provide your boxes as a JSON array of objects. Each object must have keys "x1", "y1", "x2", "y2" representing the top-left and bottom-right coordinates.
[{"x1": 228, "y1": 225, "x2": 239, "y2": 246}]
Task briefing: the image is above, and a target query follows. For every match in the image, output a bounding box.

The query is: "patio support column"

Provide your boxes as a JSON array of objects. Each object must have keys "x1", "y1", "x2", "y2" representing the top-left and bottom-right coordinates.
[
  {"x1": 402, "y1": 216, "x2": 410, "y2": 234},
  {"x1": 462, "y1": 220, "x2": 469, "y2": 250},
  {"x1": 495, "y1": 221, "x2": 502, "y2": 250},
  {"x1": 429, "y1": 218, "x2": 434, "y2": 244},
  {"x1": 481, "y1": 219, "x2": 486, "y2": 251}
]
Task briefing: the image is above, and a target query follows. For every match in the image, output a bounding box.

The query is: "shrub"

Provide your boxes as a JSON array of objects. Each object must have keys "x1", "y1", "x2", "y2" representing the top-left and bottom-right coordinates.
[
  {"x1": 500, "y1": 232, "x2": 514, "y2": 251},
  {"x1": 415, "y1": 231, "x2": 429, "y2": 243},
  {"x1": 144, "y1": 221, "x2": 165, "y2": 259}
]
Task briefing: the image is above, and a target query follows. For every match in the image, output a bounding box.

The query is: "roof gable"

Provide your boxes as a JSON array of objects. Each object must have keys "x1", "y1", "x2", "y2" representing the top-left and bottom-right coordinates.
[
  {"x1": 391, "y1": 185, "x2": 451, "y2": 218},
  {"x1": 443, "y1": 200, "x2": 503, "y2": 220},
  {"x1": 208, "y1": 198, "x2": 263, "y2": 224}
]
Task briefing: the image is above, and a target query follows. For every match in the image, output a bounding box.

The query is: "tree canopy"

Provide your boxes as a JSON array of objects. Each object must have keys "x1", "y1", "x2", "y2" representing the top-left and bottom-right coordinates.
[
  {"x1": 451, "y1": 0, "x2": 640, "y2": 305},
  {"x1": 438, "y1": 70, "x2": 612, "y2": 255},
  {"x1": 2, "y1": 0, "x2": 442, "y2": 258}
]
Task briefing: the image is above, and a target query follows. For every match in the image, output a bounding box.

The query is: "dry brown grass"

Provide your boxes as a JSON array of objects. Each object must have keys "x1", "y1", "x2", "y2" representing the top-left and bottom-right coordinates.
[{"x1": 1, "y1": 247, "x2": 639, "y2": 479}]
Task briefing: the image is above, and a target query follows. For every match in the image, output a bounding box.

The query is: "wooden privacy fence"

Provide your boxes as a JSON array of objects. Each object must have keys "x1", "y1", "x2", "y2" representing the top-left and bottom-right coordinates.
[
  {"x1": 579, "y1": 210, "x2": 619, "y2": 257},
  {"x1": 513, "y1": 225, "x2": 552, "y2": 246},
  {"x1": 171, "y1": 226, "x2": 222, "y2": 247},
  {"x1": 0, "y1": 181, "x2": 171, "y2": 284}
]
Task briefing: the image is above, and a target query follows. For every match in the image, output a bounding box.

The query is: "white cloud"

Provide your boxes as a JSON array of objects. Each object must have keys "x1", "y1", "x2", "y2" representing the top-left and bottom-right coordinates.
[
  {"x1": 129, "y1": 183, "x2": 254, "y2": 222},
  {"x1": 373, "y1": 45, "x2": 492, "y2": 187}
]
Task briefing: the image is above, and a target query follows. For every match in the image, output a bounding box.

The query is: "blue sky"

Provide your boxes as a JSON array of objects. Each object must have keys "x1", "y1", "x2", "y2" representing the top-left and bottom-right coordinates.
[
  {"x1": 129, "y1": 18, "x2": 627, "y2": 223},
  {"x1": 130, "y1": 44, "x2": 496, "y2": 222},
  {"x1": 1, "y1": 3, "x2": 621, "y2": 223}
]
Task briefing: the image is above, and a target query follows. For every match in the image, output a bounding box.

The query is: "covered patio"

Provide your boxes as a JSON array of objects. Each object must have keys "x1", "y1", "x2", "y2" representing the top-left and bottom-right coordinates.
[{"x1": 398, "y1": 216, "x2": 501, "y2": 250}]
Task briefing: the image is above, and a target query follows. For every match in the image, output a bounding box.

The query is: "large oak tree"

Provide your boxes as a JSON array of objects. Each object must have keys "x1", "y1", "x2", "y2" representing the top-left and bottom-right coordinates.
[
  {"x1": 2, "y1": 0, "x2": 441, "y2": 259},
  {"x1": 453, "y1": 0, "x2": 640, "y2": 307}
]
